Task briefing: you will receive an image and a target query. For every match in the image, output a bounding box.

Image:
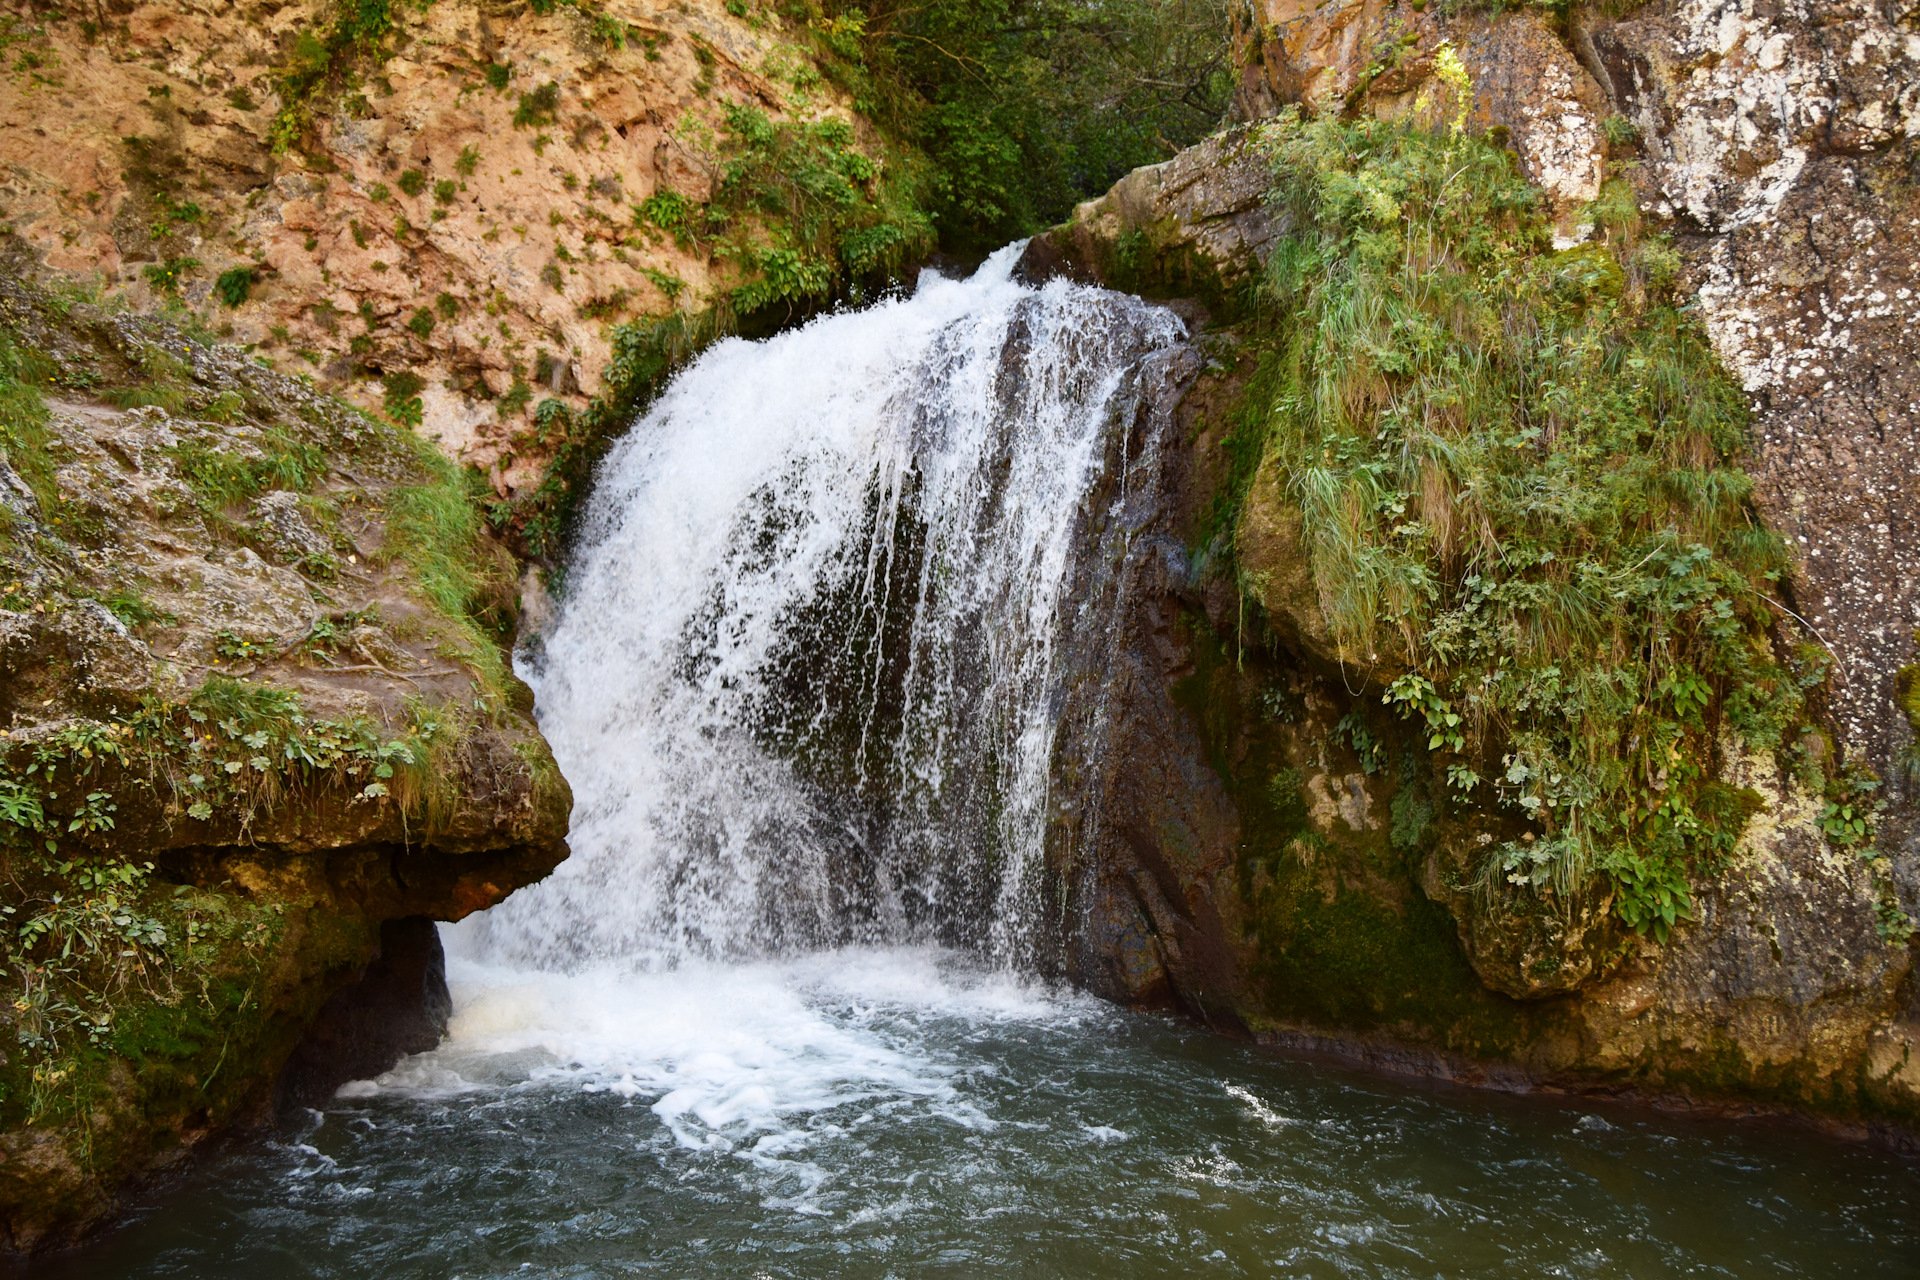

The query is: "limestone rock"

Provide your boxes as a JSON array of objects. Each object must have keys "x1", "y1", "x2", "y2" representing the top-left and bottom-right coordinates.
[
  {"x1": 0, "y1": 270, "x2": 570, "y2": 1253},
  {"x1": 1020, "y1": 126, "x2": 1276, "y2": 309},
  {"x1": 0, "y1": 0, "x2": 869, "y2": 497}
]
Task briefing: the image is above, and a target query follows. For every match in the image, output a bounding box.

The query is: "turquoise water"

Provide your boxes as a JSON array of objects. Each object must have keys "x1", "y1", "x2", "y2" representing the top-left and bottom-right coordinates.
[{"x1": 42, "y1": 948, "x2": 1920, "y2": 1279}]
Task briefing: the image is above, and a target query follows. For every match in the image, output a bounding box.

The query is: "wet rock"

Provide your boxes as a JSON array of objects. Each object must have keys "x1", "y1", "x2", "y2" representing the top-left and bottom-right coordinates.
[
  {"x1": 276, "y1": 917, "x2": 454, "y2": 1108},
  {"x1": 1419, "y1": 830, "x2": 1627, "y2": 1001},
  {"x1": 0, "y1": 271, "x2": 570, "y2": 1254},
  {"x1": 249, "y1": 490, "x2": 335, "y2": 572}
]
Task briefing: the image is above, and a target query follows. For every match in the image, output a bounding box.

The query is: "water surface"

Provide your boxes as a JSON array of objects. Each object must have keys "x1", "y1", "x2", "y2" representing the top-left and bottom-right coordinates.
[{"x1": 51, "y1": 947, "x2": 1920, "y2": 1279}]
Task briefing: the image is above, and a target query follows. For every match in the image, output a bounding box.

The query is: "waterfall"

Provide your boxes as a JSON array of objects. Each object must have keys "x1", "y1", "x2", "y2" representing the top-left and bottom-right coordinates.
[{"x1": 467, "y1": 246, "x2": 1187, "y2": 974}]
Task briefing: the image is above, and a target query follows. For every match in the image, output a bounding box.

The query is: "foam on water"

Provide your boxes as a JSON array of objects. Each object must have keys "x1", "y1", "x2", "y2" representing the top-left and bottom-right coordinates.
[
  {"x1": 338, "y1": 248, "x2": 1182, "y2": 1199},
  {"x1": 350, "y1": 942, "x2": 1101, "y2": 1208}
]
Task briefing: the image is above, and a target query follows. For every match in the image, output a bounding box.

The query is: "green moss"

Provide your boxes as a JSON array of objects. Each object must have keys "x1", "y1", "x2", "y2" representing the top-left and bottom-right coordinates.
[
  {"x1": 0, "y1": 341, "x2": 57, "y2": 522},
  {"x1": 1247, "y1": 867, "x2": 1523, "y2": 1050},
  {"x1": 1236, "y1": 112, "x2": 1801, "y2": 936}
]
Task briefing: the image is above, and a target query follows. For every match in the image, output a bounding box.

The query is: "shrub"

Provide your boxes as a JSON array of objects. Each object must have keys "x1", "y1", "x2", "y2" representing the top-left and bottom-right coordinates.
[
  {"x1": 214, "y1": 266, "x2": 255, "y2": 308},
  {"x1": 513, "y1": 81, "x2": 559, "y2": 129},
  {"x1": 381, "y1": 369, "x2": 426, "y2": 426},
  {"x1": 397, "y1": 168, "x2": 427, "y2": 197}
]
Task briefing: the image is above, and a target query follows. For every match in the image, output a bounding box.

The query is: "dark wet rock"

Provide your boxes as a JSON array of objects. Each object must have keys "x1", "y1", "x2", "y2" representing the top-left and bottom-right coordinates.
[{"x1": 277, "y1": 917, "x2": 454, "y2": 1108}]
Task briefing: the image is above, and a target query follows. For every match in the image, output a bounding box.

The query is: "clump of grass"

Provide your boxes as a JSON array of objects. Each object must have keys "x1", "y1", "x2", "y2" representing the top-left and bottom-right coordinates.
[
  {"x1": 169, "y1": 428, "x2": 327, "y2": 514},
  {"x1": 0, "y1": 334, "x2": 60, "y2": 517},
  {"x1": 1235, "y1": 110, "x2": 1804, "y2": 939},
  {"x1": 382, "y1": 442, "x2": 515, "y2": 701},
  {"x1": 512, "y1": 81, "x2": 559, "y2": 129}
]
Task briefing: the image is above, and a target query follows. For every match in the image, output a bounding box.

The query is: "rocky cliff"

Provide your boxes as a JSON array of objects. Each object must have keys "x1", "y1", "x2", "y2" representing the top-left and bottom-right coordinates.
[
  {"x1": 1032, "y1": 0, "x2": 1920, "y2": 1138},
  {"x1": 0, "y1": 258, "x2": 570, "y2": 1251},
  {"x1": 0, "y1": 0, "x2": 927, "y2": 515}
]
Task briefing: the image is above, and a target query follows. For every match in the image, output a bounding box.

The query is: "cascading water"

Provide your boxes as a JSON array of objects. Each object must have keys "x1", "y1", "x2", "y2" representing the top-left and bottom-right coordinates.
[
  {"x1": 466, "y1": 245, "x2": 1185, "y2": 974},
  {"x1": 64, "y1": 251, "x2": 1920, "y2": 1280}
]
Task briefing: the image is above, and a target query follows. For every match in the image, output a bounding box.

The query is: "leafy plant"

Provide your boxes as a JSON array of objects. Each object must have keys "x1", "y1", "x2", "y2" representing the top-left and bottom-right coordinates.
[
  {"x1": 214, "y1": 266, "x2": 255, "y2": 307},
  {"x1": 269, "y1": 0, "x2": 403, "y2": 154},
  {"x1": 1235, "y1": 111, "x2": 1801, "y2": 936},
  {"x1": 381, "y1": 369, "x2": 426, "y2": 427},
  {"x1": 513, "y1": 81, "x2": 559, "y2": 129}
]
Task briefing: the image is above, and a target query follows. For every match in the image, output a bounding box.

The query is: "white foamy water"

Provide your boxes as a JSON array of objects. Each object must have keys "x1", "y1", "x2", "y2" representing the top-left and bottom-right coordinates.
[
  {"x1": 465, "y1": 245, "x2": 1184, "y2": 973},
  {"x1": 353, "y1": 944, "x2": 1100, "y2": 1202},
  {"x1": 360, "y1": 251, "x2": 1184, "y2": 1168}
]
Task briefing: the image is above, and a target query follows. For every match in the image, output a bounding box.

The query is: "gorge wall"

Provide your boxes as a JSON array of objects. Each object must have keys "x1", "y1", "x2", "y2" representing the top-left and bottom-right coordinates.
[
  {"x1": 1033, "y1": 0, "x2": 1920, "y2": 1137},
  {"x1": 0, "y1": 260, "x2": 569, "y2": 1250},
  {"x1": 0, "y1": 0, "x2": 945, "y2": 1250},
  {"x1": 0, "y1": 0, "x2": 922, "y2": 510}
]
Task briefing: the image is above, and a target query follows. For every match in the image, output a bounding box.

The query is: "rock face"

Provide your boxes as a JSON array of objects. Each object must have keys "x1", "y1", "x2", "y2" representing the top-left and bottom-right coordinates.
[
  {"x1": 0, "y1": 0, "x2": 880, "y2": 494},
  {"x1": 1017, "y1": 126, "x2": 1276, "y2": 313},
  {"x1": 0, "y1": 263, "x2": 570, "y2": 1251},
  {"x1": 1036, "y1": 0, "x2": 1920, "y2": 1135},
  {"x1": 1234, "y1": 0, "x2": 1920, "y2": 776}
]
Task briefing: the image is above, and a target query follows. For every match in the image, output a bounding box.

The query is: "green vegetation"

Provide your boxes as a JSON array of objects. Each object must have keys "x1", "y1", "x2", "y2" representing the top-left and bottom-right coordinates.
[
  {"x1": 141, "y1": 256, "x2": 199, "y2": 295},
  {"x1": 704, "y1": 103, "x2": 933, "y2": 313},
  {"x1": 168, "y1": 428, "x2": 326, "y2": 515},
  {"x1": 214, "y1": 266, "x2": 256, "y2": 308},
  {"x1": 821, "y1": 0, "x2": 1234, "y2": 254},
  {"x1": 382, "y1": 369, "x2": 426, "y2": 427},
  {"x1": 493, "y1": 309, "x2": 722, "y2": 557},
  {"x1": 512, "y1": 81, "x2": 560, "y2": 129},
  {"x1": 381, "y1": 440, "x2": 518, "y2": 700},
  {"x1": 0, "y1": 333, "x2": 58, "y2": 523},
  {"x1": 1228, "y1": 111, "x2": 1807, "y2": 939},
  {"x1": 0, "y1": 679, "x2": 455, "y2": 1125},
  {"x1": 270, "y1": 0, "x2": 410, "y2": 155}
]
